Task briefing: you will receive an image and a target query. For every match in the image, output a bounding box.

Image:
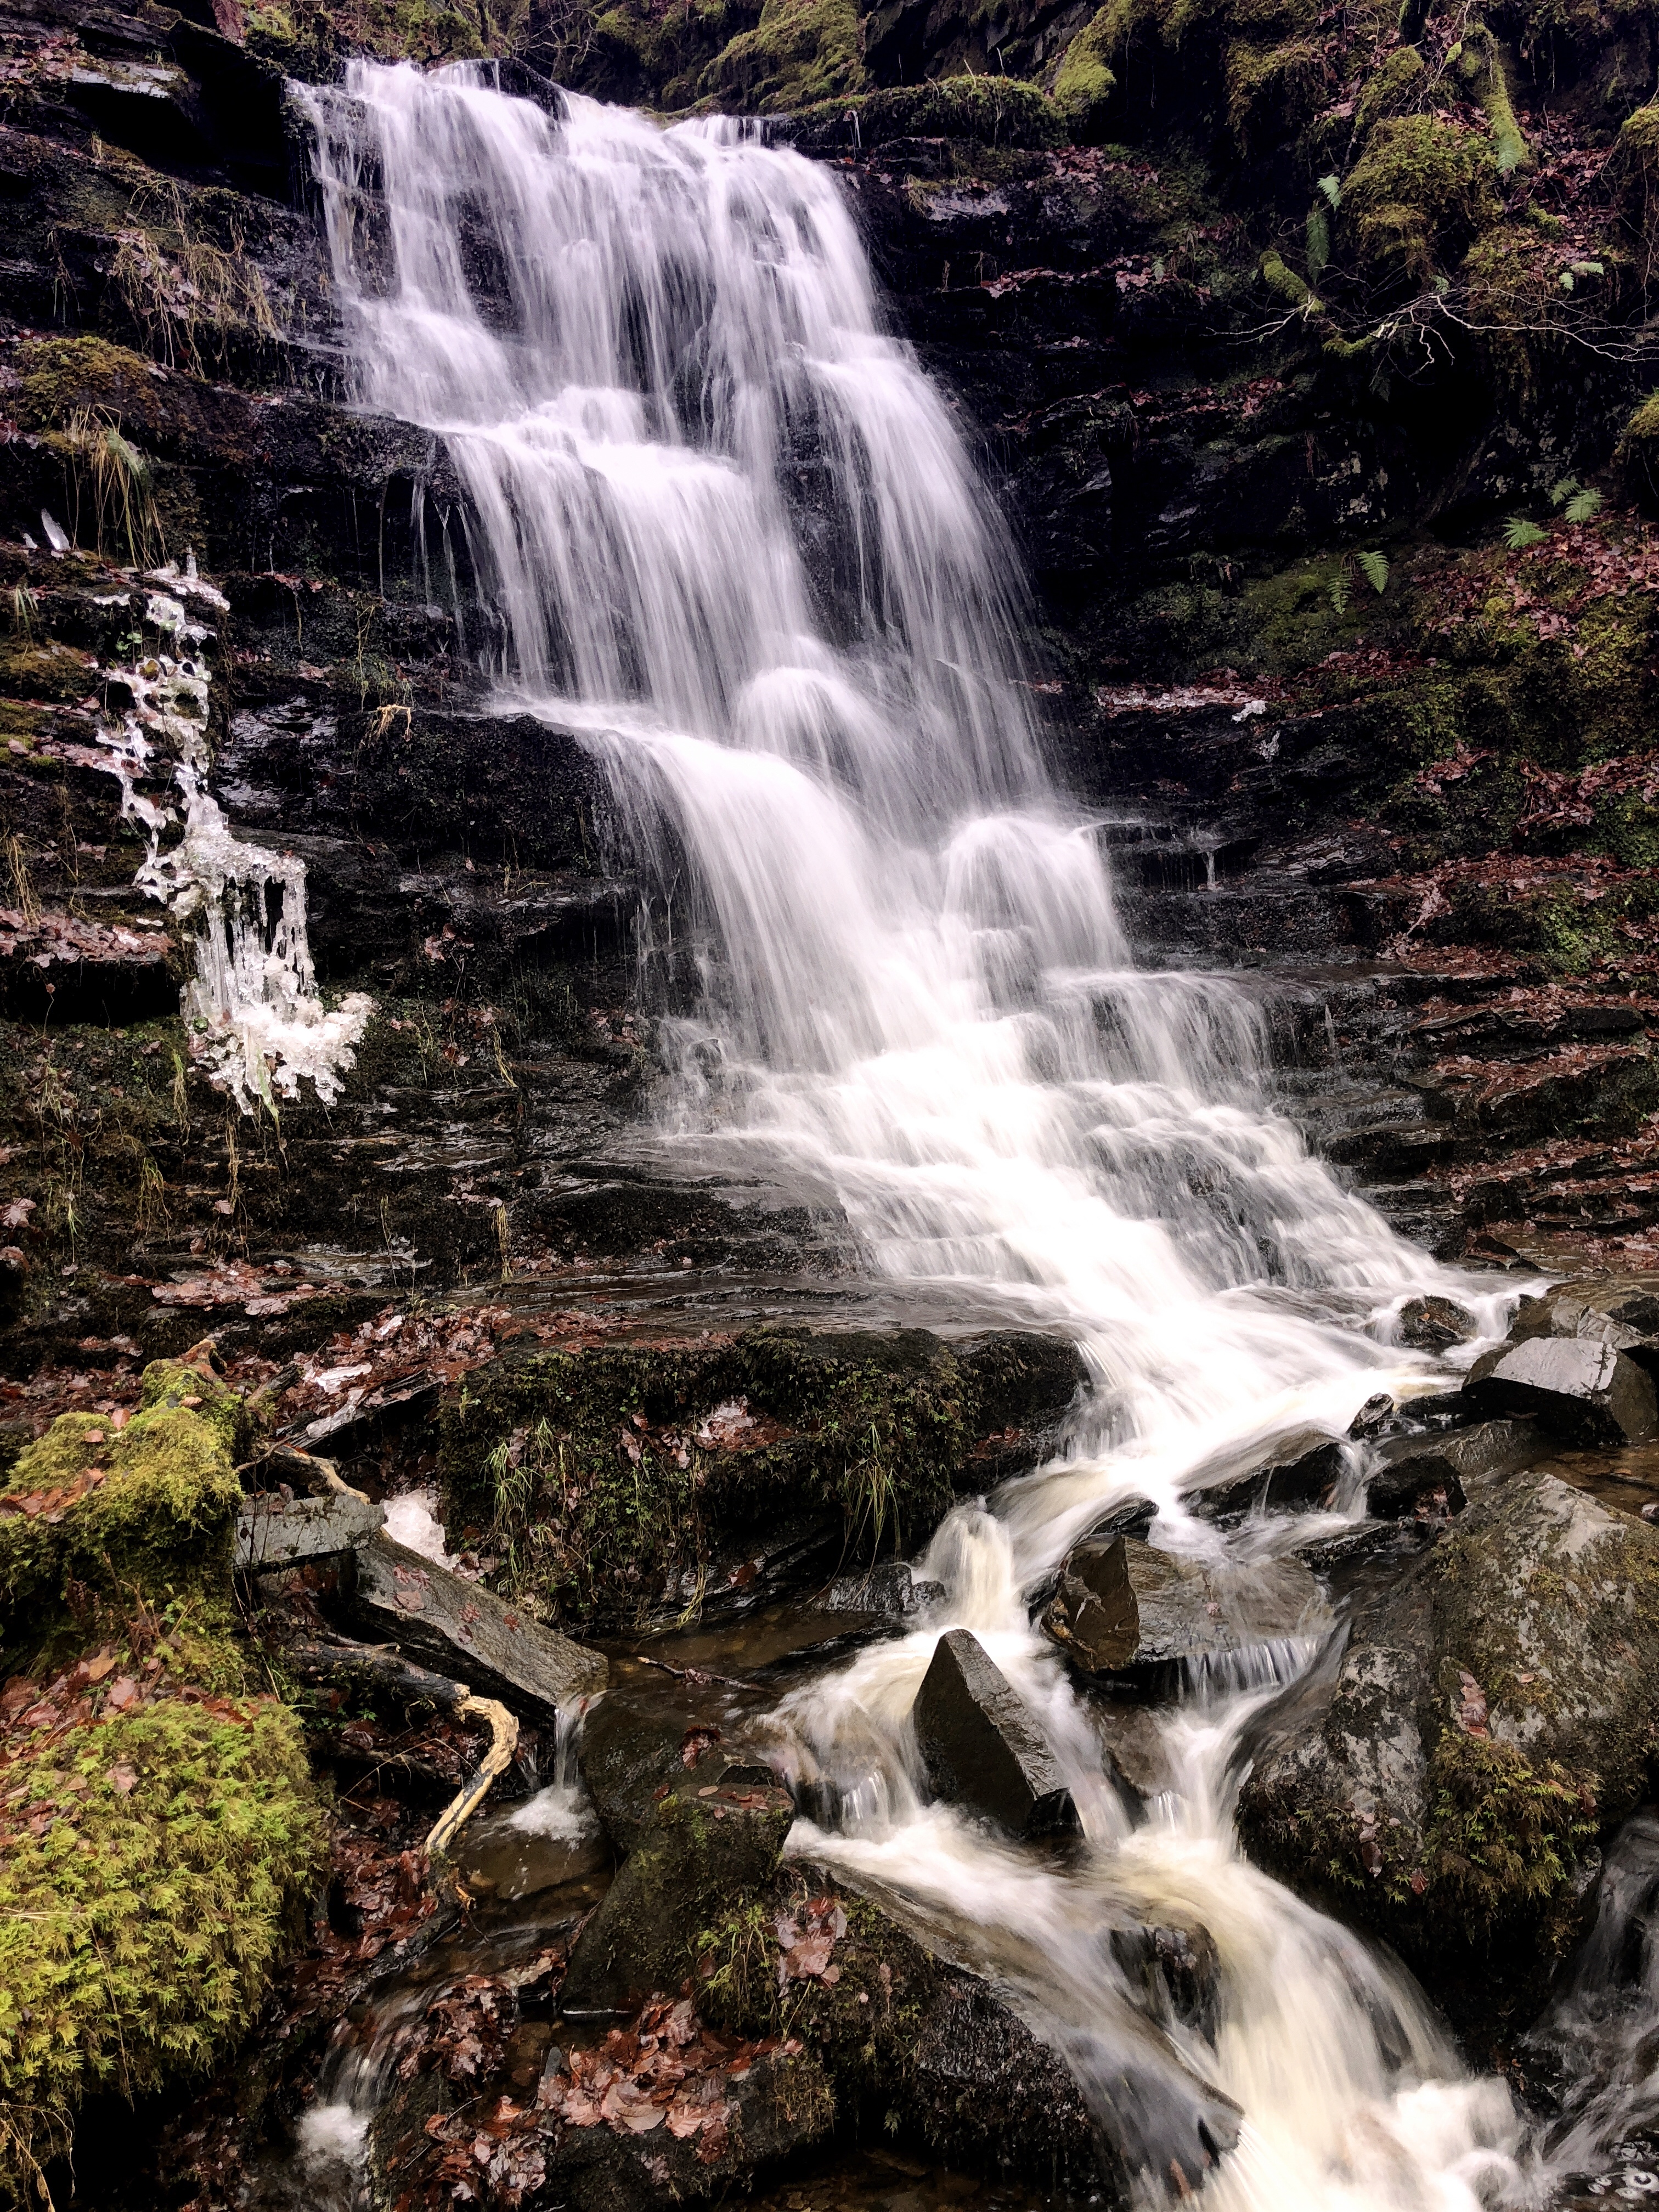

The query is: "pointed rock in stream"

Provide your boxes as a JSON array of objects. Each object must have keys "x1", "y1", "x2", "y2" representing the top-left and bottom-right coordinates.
[
  {"x1": 349, "y1": 1533, "x2": 607, "y2": 1718},
  {"x1": 1364, "y1": 1418, "x2": 1541, "y2": 1519},
  {"x1": 911, "y1": 1628, "x2": 1079, "y2": 1838}
]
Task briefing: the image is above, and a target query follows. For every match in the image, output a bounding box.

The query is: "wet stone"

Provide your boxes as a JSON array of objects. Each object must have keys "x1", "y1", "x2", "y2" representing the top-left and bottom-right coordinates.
[
  {"x1": 1398, "y1": 1295, "x2": 1479, "y2": 1350},
  {"x1": 1463, "y1": 1335, "x2": 1659, "y2": 1447},
  {"x1": 1110, "y1": 1920, "x2": 1222, "y2": 2040},
  {"x1": 911, "y1": 1628, "x2": 1079, "y2": 1839},
  {"x1": 234, "y1": 1488, "x2": 383, "y2": 1571},
  {"x1": 823, "y1": 1560, "x2": 945, "y2": 1616},
  {"x1": 351, "y1": 1533, "x2": 608, "y2": 1719},
  {"x1": 1041, "y1": 1535, "x2": 1326, "y2": 1687},
  {"x1": 1365, "y1": 1418, "x2": 1542, "y2": 1519}
]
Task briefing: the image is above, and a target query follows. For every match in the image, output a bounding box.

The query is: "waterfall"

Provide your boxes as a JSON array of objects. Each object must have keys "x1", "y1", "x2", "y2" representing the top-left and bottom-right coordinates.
[{"x1": 301, "y1": 64, "x2": 1539, "y2": 2210}]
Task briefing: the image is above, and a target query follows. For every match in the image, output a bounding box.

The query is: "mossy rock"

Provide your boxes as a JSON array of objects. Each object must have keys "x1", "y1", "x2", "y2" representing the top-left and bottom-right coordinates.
[
  {"x1": 0, "y1": 1682, "x2": 325, "y2": 2199},
  {"x1": 1224, "y1": 36, "x2": 1325, "y2": 157},
  {"x1": 702, "y1": 0, "x2": 863, "y2": 109},
  {"x1": 1238, "y1": 1470, "x2": 1659, "y2": 2028},
  {"x1": 438, "y1": 1324, "x2": 1081, "y2": 1630},
  {"x1": 798, "y1": 76, "x2": 1065, "y2": 150},
  {"x1": 1341, "y1": 113, "x2": 1501, "y2": 293},
  {"x1": 1352, "y1": 42, "x2": 1424, "y2": 143},
  {"x1": 1617, "y1": 390, "x2": 1659, "y2": 509},
  {"x1": 1051, "y1": 8, "x2": 1118, "y2": 137},
  {"x1": 0, "y1": 1358, "x2": 246, "y2": 1656}
]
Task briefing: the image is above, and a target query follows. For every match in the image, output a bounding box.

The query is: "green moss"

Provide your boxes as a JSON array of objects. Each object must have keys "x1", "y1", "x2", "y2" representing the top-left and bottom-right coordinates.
[
  {"x1": 1421, "y1": 1730, "x2": 1596, "y2": 1937},
  {"x1": 820, "y1": 76, "x2": 1065, "y2": 149},
  {"x1": 0, "y1": 1691, "x2": 324, "y2": 2200},
  {"x1": 13, "y1": 337, "x2": 168, "y2": 438},
  {"x1": 1342, "y1": 114, "x2": 1500, "y2": 291},
  {"x1": 245, "y1": 0, "x2": 484, "y2": 71},
  {"x1": 1353, "y1": 42, "x2": 1423, "y2": 142},
  {"x1": 702, "y1": 0, "x2": 862, "y2": 106},
  {"x1": 1052, "y1": 7, "x2": 1118, "y2": 134},
  {"x1": 1453, "y1": 25, "x2": 1530, "y2": 174},
  {"x1": 438, "y1": 1326, "x2": 983, "y2": 1628},
  {"x1": 1224, "y1": 37, "x2": 1324, "y2": 155},
  {"x1": 0, "y1": 1362, "x2": 245, "y2": 1657},
  {"x1": 1260, "y1": 245, "x2": 1312, "y2": 307}
]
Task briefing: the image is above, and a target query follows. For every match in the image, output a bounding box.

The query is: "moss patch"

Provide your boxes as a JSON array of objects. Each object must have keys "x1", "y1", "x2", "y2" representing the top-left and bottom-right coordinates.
[
  {"x1": 439, "y1": 1325, "x2": 985, "y2": 1628},
  {"x1": 702, "y1": 0, "x2": 862, "y2": 108},
  {"x1": 1341, "y1": 114, "x2": 1500, "y2": 292},
  {"x1": 0, "y1": 1670, "x2": 324, "y2": 2200}
]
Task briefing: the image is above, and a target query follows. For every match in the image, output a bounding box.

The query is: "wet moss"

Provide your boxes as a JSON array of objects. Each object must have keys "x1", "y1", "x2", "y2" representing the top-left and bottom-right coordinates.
[
  {"x1": 13, "y1": 338, "x2": 170, "y2": 439},
  {"x1": 1341, "y1": 114, "x2": 1500, "y2": 292},
  {"x1": 439, "y1": 1325, "x2": 979, "y2": 1627},
  {"x1": 0, "y1": 1359, "x2": 246, "y2": 1658},
  {"x1": 0, "y1": 1689, "x2": 324, "y2": 2202},
  {"x1": 702, "y1": 0, "x2": 862, "y2": 107},
  {"x1": 1352, "y1": 42, "x2": 1423, "y2": 142},
  {"x1": 820, "y1": 76, "x2": 1065, "y2": 149},
  {"x1": 1224, "y1": 37, "x2": 1324, "y2": 157},
  {"x1": 1051, "y1": 8, "x2": 1118, "y2": 135}
]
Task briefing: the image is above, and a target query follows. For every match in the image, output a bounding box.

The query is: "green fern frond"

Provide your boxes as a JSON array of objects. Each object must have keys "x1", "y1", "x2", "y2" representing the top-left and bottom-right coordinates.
[
  {"x1": 1503, "y1": 517, "x2": 1548, "y2": 551},
  {"x1": 1318, "y1": 172, "x2": 1341, "y2": 209},
  {"x1": 1357, "y1": 549, "x2": 1389, "y2": 594},
  {"x1": 1563, "y1": 487, "x2": 1602, "y2": 524}
]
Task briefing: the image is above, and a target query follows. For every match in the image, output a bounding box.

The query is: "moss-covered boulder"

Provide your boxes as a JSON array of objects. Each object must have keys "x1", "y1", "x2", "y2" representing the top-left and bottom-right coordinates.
[
  {"x1": 0, "y1": 1357, "x2": 247, "y2": 1658},
  {"x1": 1237, "y1": 1469, "x2": 1659, "y2": 2030},
  {"x1": 438, "y1": 1324, "x2": 1084, "y2": 1631},
  {"x1": 0, "y1": 1667, "x2": 324, "y2": 2200},
  {"x1": 1341, "y1": 114, "x2": 1501, "y2": 294}
]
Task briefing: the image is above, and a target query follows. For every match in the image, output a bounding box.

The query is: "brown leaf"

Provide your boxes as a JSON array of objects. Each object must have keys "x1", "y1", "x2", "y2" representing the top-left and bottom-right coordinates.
[{"x1": 108, "y1": 1762, "x2": 138, "y2": 1797}]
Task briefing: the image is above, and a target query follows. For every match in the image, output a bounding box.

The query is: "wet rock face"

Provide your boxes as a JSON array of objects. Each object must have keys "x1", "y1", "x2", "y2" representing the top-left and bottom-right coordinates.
[
  {"x1": 1364, "y1": 1418, "x2": 1541, "y2": 1520},
  {"x1": 1464, "y1": 1335, "x2": 1659, "y2": 1448},
  {"x1": 911, "y1": 1627, "x2": 1079, "y2": 1838},
  {"x1": 1238, "y1": 1469, "x2": 1659, "y2": 2027},
  {"x1": 1041, "y1": 1534, "x2": 1325, "y2": 1684}
]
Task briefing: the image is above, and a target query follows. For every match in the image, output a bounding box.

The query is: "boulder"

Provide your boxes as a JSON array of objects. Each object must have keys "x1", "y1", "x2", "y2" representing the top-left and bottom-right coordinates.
[
  {"x1": 1109, "y1": 1921, "x2": 1221, "y2": 2040},
  {"x1": 1509, "y1": 1278, "x2": 1659, "y2": 1364},
  {"x1": 1041, "y1": 1536, "x2": 1327, "y2": 1686},
  {"x1": 559, "y1": 1768, "x2": 795, "y2": 2015},
  {"x1": 1185, "y1": 1437, "x2": 1344, "y2": 1522},
  {"x1": 1398, "y1": 1295, "x2": 1479, "y2": 1350},
  {"x1": 695, "y1": 1866, "x2": 1241, "y2": 2200},
  {"x1": 911, "y1": 1628, "x2": 1079, "y2": 1838},
  {"x1": 1095, "y1": 1699, "x2": 1178, "y2": 1800},
  {"x1": 1348, "y1": 1392, "x2": 1395, "y2": 1438},
  {"x1": 1364, "y1": 1418, "x2": 1541, "y2": 1519},
  {"x1": 235, "y1": 1488, "x2": 383, "y2": 1571},
  {"x1": 1462, "y1": 1335, "x2": 1658, "y2": 1446},
  {"x1": 350, "y1": 1534, "x2": 607, "y2": 1719},
  {"x1": 1238, "y1": 1470, "x2": 1659, "y2": 2023}
]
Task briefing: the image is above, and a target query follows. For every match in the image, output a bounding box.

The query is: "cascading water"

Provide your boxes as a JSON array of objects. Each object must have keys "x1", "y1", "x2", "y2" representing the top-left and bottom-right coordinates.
[{"x1": 300, "y1": 61, "x2": 1578, "y2": 2208}]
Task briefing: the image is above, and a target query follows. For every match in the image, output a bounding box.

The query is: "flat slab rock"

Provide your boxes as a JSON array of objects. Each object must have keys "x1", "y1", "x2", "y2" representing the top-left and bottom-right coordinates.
[
  {"x1": 1042, "y1": 1534, "x2": 1327, "y2": 1683},
  {"x1": 351, "y1": 1533, "x2": 607, "y2": 1717},
  {"x1": 912, "y1": 1628, "x2": 1079, "y2": 1838},
  {"x1": 235, "y1": 1489, "x2": 383, "y2": 1570},
  {"x1": 1464, "y1": 1334, "x2": 1658, "y2": 1447}
]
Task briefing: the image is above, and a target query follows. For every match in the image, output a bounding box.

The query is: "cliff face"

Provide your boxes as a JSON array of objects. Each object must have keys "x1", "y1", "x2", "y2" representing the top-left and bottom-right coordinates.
[{"x1": 2, "y1": 0, "x2": 1658, "y2": 1411}]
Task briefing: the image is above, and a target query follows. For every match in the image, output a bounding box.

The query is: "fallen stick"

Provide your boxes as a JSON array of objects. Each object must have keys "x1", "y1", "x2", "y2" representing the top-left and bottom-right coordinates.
[{"x1": 283, "y1": 1635, "x2": 519, "y2": 1860}]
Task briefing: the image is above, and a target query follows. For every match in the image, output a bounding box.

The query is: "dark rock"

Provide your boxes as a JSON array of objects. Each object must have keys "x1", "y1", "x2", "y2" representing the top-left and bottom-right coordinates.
[
  {"x1": 1398, "y1": 1295, "x2": 1480, "y2": 1350},
  {"x1": 560, "y1": 1768, "x2": 795, "y2": 2015},
  {"x1": 824, "y1": 1560, "x2": 944, "y2": 1615},
  {"x1": 1187, "y1": 1437, "x2": 1344, "y2": 1522},
  {"x1": 578, "y1": 1691, "x2": 781, "y2": 1858},
  {"x1": 1239, "y1": 1471, "x2": 1659, "y2": 2025},
  {"x1": 911, "y1": 1628, "x2": 1079, "y2": 1838},
  {"x1": 1365, "y1": 1418, "x2": 1541, "y2": 1519},
  {"x1": 698, "y1": 1864, "x2": 1240, "y2": 2200},
  {"x1": 1110, "y1": 1921, "x2": 1222, "y2": 2040},
  {"x1": 1295, "y1": 1520, "x2": 1430, "y2": 1573},
  {"x1": 350, "y1": 1534, "x2": 608, "y2": 1719},
  {"x1": 1040, "y1": 1535, "x2": 1327, "y2": 1685},
  {"x1": 1463, "y1": 1335, "x2": 1659, "y2": 1447},
  {"x1": 1094, "y1": 1699, "x2": 1177, "y2": 1799},
  {"x1": 234, "y1": 1488, "x2": 383, "y2": 1570},
  {"x1": 1349, "y1": 1392, "x2": 1395, "y2": 1438}
]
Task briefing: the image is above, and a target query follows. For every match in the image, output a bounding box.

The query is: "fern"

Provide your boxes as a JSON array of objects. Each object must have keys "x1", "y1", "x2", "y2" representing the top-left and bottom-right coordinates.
[
  {"x1": 1306, "y1": 205, "x2": 1330, "y2": 284},
  {"x1": 1357, "y1": 549, "x2": 1389, "y2": 594},
  {"x1": 1564, "y1": 487, "x2": 1602, "y2": 524},
  {"x1": 1327, "y1": 572, "x2": 1351, "y2": 615},
  {"x1": 1548, "y1": 477, "x2": 1581, "y2": 509},
  {"x1": 1318, "y1": 172, "x2": 1341, "y2": 210},
  {"x1": 1503, "y1": 517, "x2": 1548, "y2": 551}
]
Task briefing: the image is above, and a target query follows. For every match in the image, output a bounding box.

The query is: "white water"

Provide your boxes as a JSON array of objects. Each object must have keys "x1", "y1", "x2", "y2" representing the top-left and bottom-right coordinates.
[{"x1": 301, "y1": 63, "x2": 1560, "y2": 2209}]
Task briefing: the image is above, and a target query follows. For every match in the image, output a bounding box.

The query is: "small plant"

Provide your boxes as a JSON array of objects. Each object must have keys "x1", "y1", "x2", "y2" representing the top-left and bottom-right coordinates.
[
  {"x1": 1503, "y1": 516, "x2": 1548, "y2": 551},
  {"x1": 1357, "y1": 549, "x2": 1389, "y2": 594},
  {"x1": 59, "y1": 407, "x2": 164, "y2": 566},
  {"x1": 1549, "y1": 477, "x2": 1603, "y2": 524},
  {"x1": 1317, "y1": 172, "x2": 1342, "y2": 209},
  {"x1": 3, "y1": 834, "x2": 40, "y2": 926},
  {"x1": 110, "y1": 181, "x2": 279, "y2": 375},
  {"x1": 9, "y1": 584, "x2": 39, "y2": 641},
  {"x1": 1327, "y1": 569, "x2": 1352, "y2": 615}
]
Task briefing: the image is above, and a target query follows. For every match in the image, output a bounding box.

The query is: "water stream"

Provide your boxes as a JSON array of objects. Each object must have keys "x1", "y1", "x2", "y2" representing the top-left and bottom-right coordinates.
[{"x1": 294, "y1": 64, "x2": 1625, "y2": 2209}]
